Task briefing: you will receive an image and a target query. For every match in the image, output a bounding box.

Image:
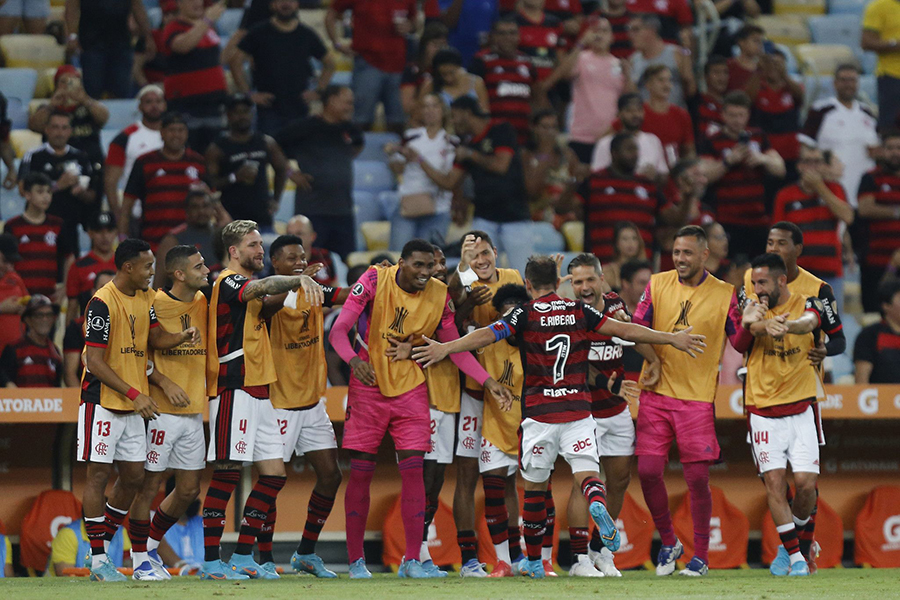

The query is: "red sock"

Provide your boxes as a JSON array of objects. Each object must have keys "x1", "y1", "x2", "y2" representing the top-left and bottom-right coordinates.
[
  {"x1": 543, "y1": 485, "x2": 556, "y2": 550},
  {"x1": 129, "y1": 519, "x2": 150, "y2": 553},
  {"x1": 482, "y1": 475, "x2": 509, "y2": 545},
  {"x1": 298, "y1": 491, "x2": 335, "y2": 555},
  {"x1": 202, "y1": 469, "x2": 240, "y2": 562},
  {"x1": 570, "y1": 527, "x2": 589, "y2": 557},
  {"x1": 149, "y1": 508, "x2": 178, "y2": 542},
  {"x1": 509, "y1": 526, "x2": 523, "y2": 558},
  {"x1": 257, "y1": 500, "x2": 276, "y2": 564},
  {"x1": 85, "y1": 516, "x2": 106, "y2": 556},
  {"x1": 103, "y1": 503, "x2": 128, "y2": 541},
  {"x1": 345, "y1": 459, "x2": 375, "y2": 563},
  {"x1": 638, "y1": 455, "x2": 677, "y2": 546},
  {"x1": 684, "y1": 462, "x2": 711, "y2": 563},
  {"x1": 777, "y1": 523, "x2": 802, "y2": 557},
  {"x1": 522, "y1": 491, "x2": 546, "y2": 562},
  {"x1": 580, "y1": 476, "x2": 607, "y2": 507},
  {"x1": 235, "y1": 476, "x2": 286, "y2": 555},
  {"x1": 457, "y1": 530, "x2": 477, "y2": 563},
  {"x1": 398, "y1": 456, "x2": 426, "y2": 562}
]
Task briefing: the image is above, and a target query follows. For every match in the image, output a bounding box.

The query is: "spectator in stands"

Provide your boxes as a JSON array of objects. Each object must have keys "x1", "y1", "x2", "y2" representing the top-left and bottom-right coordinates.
[
  {"x1": 726, "y1": 24, "x2": 763, "y2": 93},
  {"x1": 134, "y1": 2, "x2": 177, "y2": 87},
  {"x1": 540, "y1": 0, "x2": 581, "y2": 40},
  {"x1": 749, "y1": 50, "x2": 803, "y2": 178},
  {"x1": 64, "y1": 0, "x2": 155, "y2": 98},
  {"x1": 121, "y1": 112, "x2": 207, "y2": 249},
  {"x1": 854, "y1": 279, "x2": 900, "y2": 383},
  {"x1": 591, "y1": 93, "x2": 667, "y2": 179},
  {"x1": 420, "y1": 47, "x2": 490, "y2": 112},
  {"x1": 688, "y1": 54, "x2": 729, "y2": 142},
  {"x1": 515, "y1": 0, "x2": 567, "y2": 90},
  {"x1": 586, "y1": 133, "x2": 660, "y2": 267},
  {"x1": 0, "y1": 0, "x2": 48, "y2": 34},
  {"x1": 599, "y1": 219, "x2": 648, "y2": 291},
  {"x1": 401, "y1": 22, "x2": 449, "y2": 121},
  {"x1": 65, "y1": 212, "x2": 116, "y2": 323},
  {"x1": 4, "y1": 173, "x2": 64, "y2": 300},
  {"x1": 592, "y1": 0, "x2": 633, "y2": 59},
  {"x1": 862, "y1": 0, "x2": 900, "y2": 132},
  {"x1": 0, "y1": 234, "x2": 27, "y2": 355},
  {"x1": 0, "y1": 295, "x2": 62, "y2": 388},
  {"x1": 543, "y1": 17, "x2": 632, "y2": 164},
  {"x1": 628, "y1": 13, "x2": 694, "y2": 109},
  {"x1": 104, "y1": 85, "x2": 166, "y2": 218},
  {"x1": 326, "y1": 0, "x2": 415, "y2": 133},
  {"x1": 0, "y1": 93, "x2": 15, "y2": 191},
  {"x1": 625, "y1": 0, "x2": 692, "y2": 47},
  {"x1": 162, "y1": 0, "x2": 228, "y2": 153},
  {"x1": 773, "y1": 143, "x2": 853, "y2": 307},
  {"x1": 657, "y1": 158, "x2": 714, "y2": 269},
  {"x1": 522, "y1": 109, "x2": 584, "y2": 225},
  {"x1": 19, "y1": 110, "x2": 96, "y2": 258},
  {"x1": 154, "y1": 189, "x2": 228, "y2": 289},
  {"x1": 277, "y1": 85, "x2": 362, "y2": 260},
  {"x1": 385, "y1": 94, "x2": 456, "y2": 250},
  {"x1": 699, "y1": 90, "x2": 785, "y2": 259},
  {"x1": 285, "y1": 214, "x2": 337, "y2": 287},
  {"x1": 424, "y1": 0, "x2": 496, "y2": 67},
  {"x1": 804, "y1": 64, "x2": 879, "y2": 207},
  {"x1": 617, "y1": 257, "x2": 651, "y2": 376},
  {"x1": 49, "y1": 518, "x2": 131, "y2": 576},
  {"x1": 205, "y1": 93, "x2": 290, "y2": 232},
  {"x1": 640, "y1": 64, "x2": 694, "y2": 168},
  {"x1": 701, "y1": 221, "x2": 736, "y2": 280},
  {"x1": 857, "y1": 130, "x2": 900, "y2": 313},
  {"x1": 231, "y1": 0, "x2": 335, "y2": 137}
]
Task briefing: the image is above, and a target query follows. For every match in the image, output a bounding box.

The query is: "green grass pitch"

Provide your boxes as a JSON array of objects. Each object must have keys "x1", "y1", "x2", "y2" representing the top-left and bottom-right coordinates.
[{"x1": 4, "y1": 569, "x2": 898, "y2": 599}]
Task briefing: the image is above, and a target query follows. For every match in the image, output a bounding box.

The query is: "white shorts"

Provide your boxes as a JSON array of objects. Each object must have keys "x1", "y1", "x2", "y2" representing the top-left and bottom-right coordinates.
[
  {"x1": 77, "y1": 403, "x2": 145, "y2": 464},
  {"x1": 274, "y1": 401, "x2": 338, "y2": 462},
  {"x1": 594, "y1": 409, "x2": 636, "y2": 457},
  {"x1": 426, "y1": 408, "x2": 455, "y2": 465},
  {"x1": 145, "y1": 413, "x2": 206, "y2": 472},
  {"x1": 455, "y1": 392, "x2": 483, "y2": 458},
  {"x1": 478, "y1": 437, "x2": 517, "y2": 475},
  {"x1": 749, "y1": 406, "x2": 823, "y2": 474},
  {"x1": 519, "y1": 416, "x2": 599, "y2": 483},
  {"x1": 207, "y1": 389, "x2": 283, "y2": 463}
]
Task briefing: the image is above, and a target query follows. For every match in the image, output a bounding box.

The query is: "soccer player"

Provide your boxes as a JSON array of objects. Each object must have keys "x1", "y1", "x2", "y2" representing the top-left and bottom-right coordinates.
[
  {"x1": 267, "y1": 234, "x2": 348, "y2": 578},
  {"x1": 447, "y1": 232, "x2": 524, "y2": 577},
  {"x1": 631, "y1": 225, "x2": 754, "y2": 577},
  {"x1": 129, "y1": 245, "x2": 210, "y2": 580},
  {"x1": 566, "y1": 253, "x2": 661, "y2": 577},
  {"x1": 742, "y1": 253, "x2": 826, "y2": 577},
  {"x1": 78, "y1": 239, "x2": 200, "y2": 582},
  {"x1": 328, "y1": 239, "x2": 513, "y2": 579},
  {"x1": 200, "y1": 220, "x2": 323, "y2": 580},
  {"x1": 413, "y1": 255, "x2": 706, "y2": 579}
]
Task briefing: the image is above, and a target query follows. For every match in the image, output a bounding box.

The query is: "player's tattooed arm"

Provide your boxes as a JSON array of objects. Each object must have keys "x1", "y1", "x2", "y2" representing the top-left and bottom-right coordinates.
[
  {"x1": 148, "y1": 369, "x2": 190, "y2": 408},
  {"x1": 241, "y1": 274, "x2": 324, "y2": 305}
]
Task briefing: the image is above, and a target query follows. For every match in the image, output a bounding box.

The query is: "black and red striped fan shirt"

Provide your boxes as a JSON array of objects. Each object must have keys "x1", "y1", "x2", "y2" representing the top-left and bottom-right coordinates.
[
  {"x1": 753, "y1": 84, "x2": 801, "y2": 163},
  {"x1": 698, "y1": 128, "x2": 770, "y2": 228},
  {"x1": 585, "y1": 168, "x2": 660, "y2": 263},
  {"x1": 858, "y1": 167, "x2": 900, "y2": 269},
  {"x1": 469, "y1": 49, "x2": 537, "y2": 143},
  {"x1": 161, "y1": 19, "x2": 227, "y2": 111},
  {"x1": 515, "y1": 11, "x2": 564, "y2": 81},
  {"x1": 0, "y1": 336, "x2": 62, "y2": 387},
  {"x1": 3, "y1": 215, "x2": 64, "y2": 297},
  {"x1": 687, "y1": 92, "x2": 723, "y2": 142},
  {"x1": 772, "y1": 181, "x2": 847, "y2": 278},
  {"x1": 587, "y1": 292, "x2": 629, "y2": 418}
]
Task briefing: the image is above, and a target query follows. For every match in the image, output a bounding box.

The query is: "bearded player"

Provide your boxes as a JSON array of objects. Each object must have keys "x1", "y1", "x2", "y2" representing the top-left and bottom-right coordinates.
[
  {"x1": 414, "y1": 255, "x2": 706, "y2": 579},
  {"x1": 328, "y1": 239, "x2": 513, "y2": 579}
]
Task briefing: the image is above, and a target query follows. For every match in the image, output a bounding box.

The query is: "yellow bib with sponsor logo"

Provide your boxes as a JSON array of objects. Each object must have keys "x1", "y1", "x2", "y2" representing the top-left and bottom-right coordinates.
[
  {"x1": 270, "y1": 291, "x2": 327, "y2": 409},
  {"x1": 743, "y1": 265, "x2": 823, "y2": 302},
  {"x1": 480, "y1": 346, "x2": 522, "y2": 454},
  {"x1": 150, "y1": 289, "x2": 207, "y2": 414}
]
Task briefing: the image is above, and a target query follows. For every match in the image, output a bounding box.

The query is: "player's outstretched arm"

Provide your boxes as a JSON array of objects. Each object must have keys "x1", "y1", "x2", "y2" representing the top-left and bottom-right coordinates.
[
  {"x1": 785, "y1": 311, "x2": 820, "y2": 335},
  {"x1": 242, "y1": 274, "x2": 324, "y2": 306},
  {"x1": 149, "y1": 322, "x2": 201, "y2": 350},
  {"x1": 598, "y1": 319, "x2": 706, "y2": 358},
  {"x1": 84, "y1": 346, "x2": 159, "y2": 419},
  {"x1": 412, "y1": 326, "x2": 498, "y2": 368}
]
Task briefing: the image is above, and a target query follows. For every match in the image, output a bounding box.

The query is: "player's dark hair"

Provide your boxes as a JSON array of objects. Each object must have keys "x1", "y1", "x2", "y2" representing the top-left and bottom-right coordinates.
[
  {"x1": 22, "y1": 172, "x2": 52, "y2": 192},
  {"x1": 567, "y1": 253, "x2": 602, "y2": 275},
  {"x1": 115, "y1": 238, "x2": 151, "y2": 269},
  {"x1": 463, "y1": 229, "x2": 494, "y2": 248},
  {"x1": 400, "y1": 238, "x2": 435, "y2": 260},
  {"x1": 620, "y1": 259, "x2": 652, "y2": 283},
  {"x1": 610, "y1": 132, "x2": 634, "y2": 155},
  {"x1": 492, "y1": 283, "x2": 530, "y2": 314},
  {"x1": 165, "y1": 244, "x2": 200, "y2": 273},
  {"x1": 674, "y1": 224, "x2": 708, "y2": 244},
  {"x1": 94, "y1": 270, "x2": 116, "y2": 290},
  {"x1": 524, "y1": 255, "x2": 558, "y2": 289},
  {"x1": 704, "y1": 54, "x2": 728, "y2": 76},
  {"x1": 431, "y1": 243, "x2": 444, "y2": 254},
  {"x1": 269, "y1": 234, "x2": 304, "y2": 260},
  {"x1": 723, "y1": 90, "x2": 752, "y2": 109},
  {"x1": 751, "y1": 252, "x2": 787, "y2": 276},
  {"x1": 320, "y1": 84, "x2": 349, "y2": 107},
  {"x1": 347, "y1": 265, "x2": 368, "y2": 285},
  {"x1": 617, "y1": 92, "x2": 642, "y2": 112},
  {"x1": 770, "y1": 221, "x2": 804, "y2": 246},
  {"x1": 878, "y1": 278, "x2": 900, "y2": 309},
  {"x1": 161, "y1": 111, "x2": 187, "y2": 128}
]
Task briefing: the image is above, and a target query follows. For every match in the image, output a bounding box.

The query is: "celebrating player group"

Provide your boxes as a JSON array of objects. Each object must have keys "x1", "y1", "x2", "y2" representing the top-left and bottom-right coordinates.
[{"x1": 75, "y1": 218, "x2": 837, "y2": 581}]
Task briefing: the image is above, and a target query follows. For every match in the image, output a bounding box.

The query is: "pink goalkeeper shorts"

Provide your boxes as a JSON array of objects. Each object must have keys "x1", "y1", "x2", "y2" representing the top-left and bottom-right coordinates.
[
  {"x1": 635, "y1": 390, "x2": 720, "y2": 463},
  {"x1": 342, "y1": 378, "x2": 430, "y2": 454}
]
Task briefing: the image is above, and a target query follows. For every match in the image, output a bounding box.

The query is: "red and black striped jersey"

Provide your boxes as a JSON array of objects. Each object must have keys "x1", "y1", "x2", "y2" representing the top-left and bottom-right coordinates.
[
  {"x1": 588, "y1": 292, "x2": 629, "y2": 418},
  {"x1": 585, "y1": 168, "x2": 660, "y2": 263},
  {"x1": 469, "y1": 49, "x2": 537, "y2": 143},
  {"x1": 161, "y1": 19, "x2": 227, "y2": 110},
  {"x1": 504, "y1": 0, "x2": 582, "y2": 19},
  {"x1": 213, "y1": 271, "x2": 268, "y2": 397},
  {"x1": 698, "y1": 128, "x2": 770, "y2": 227},
  {"x1": 753, "y1": 84, "x2": 801, "y2": 162},
  {"x1": 687, "y1": 92, "x2": 723, "y2": 141},
  {"x1": 515, "y1": 11, "x2": 565, "y2": 81},
  {"x1": 772, "y1": 182, "x2": 847, "y2": 278},
  {"x1": 626, "y1": 0, "x2": 693, "y2": 44},
  {"x1": 3, "y1": 215, "x2": 64, "y2": 297},
  {"x1": 0, "y1": 335, "x2": 62, "y2": 387},
  {"x1": 123, "y1": 149, "x2": 207, "y2": 249},
  {"x1": 66, "y1": 251, "x2": 116, "y2": 315},
  {"x1": 499, "y1": 292, "x2": 608, "y2": 423},
  {"x1": 857, "y1": 167, "x2": 900, "y2": 268}
]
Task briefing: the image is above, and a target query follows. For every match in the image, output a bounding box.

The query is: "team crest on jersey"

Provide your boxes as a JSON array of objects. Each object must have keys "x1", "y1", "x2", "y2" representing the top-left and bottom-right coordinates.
[
  {"x1": 533, "y1": 302, "x2": 552, "y2": 313},
  {"x1": 44, "y1": 230, "x2": 57, "y2": 246},
  {"x1": 351, "y1": 282, "x2": 364, "y2": 296},
  {"x1": 389, "y1": 306, "x2": 410, "y2": 334},
  {"x1": 635, "y1": 186, "x2": 648, "y2": 200},
  {"x1": 128, "y1": 314, "x2": 137, "y2": 346},
  {"x1": 181, "y1": 313, "x2": 191, "y2": 330},
  {"x1": 675, "y1": 300, "x2": 692, "y2": 327},
  {"x1": 480, "y1": 139, "x2": 494, "y2": 154},
  {"x1": 185, "y1": 166, "x2": 199, "y2": 179},
  {"x1": 497, "y1": 360, "x2": 515, "y2": 386},
  {"x1": 448, "y1": 299, "x2": 456, "y2": 313},
  {"x1": 518, "y1": 65, "x2": 531, "y2": 78}
]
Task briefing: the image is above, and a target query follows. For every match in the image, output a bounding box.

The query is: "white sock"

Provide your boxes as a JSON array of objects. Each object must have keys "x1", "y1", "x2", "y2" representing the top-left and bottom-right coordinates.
[
  {"x1": 103, "y1": 539, "x2": 111, "y2": 554},
  {"x1": 147, "y1": 537, "x2": 160, "y2": 552},
  {"x1": 91, "y1": 551, "x2": 108, "y2": 567},
  {"x1": 789, "y1": 552, "x2": 805, "y2": 565},
  {"x1": 419, "y1": 541, "x2": 432, "y2": 563},
  {"x1": 133, "y1": 551, "x2": 148, "y2": 566},
  {"x1": 541, "y1": 546, "x2": 552, "y2": 562},
  {"x1": 793, "y1": 515, "x2": 810, "y2": 528},
  {"x1": 494, "y1": 540, "x2": 510, "y2": 565}
]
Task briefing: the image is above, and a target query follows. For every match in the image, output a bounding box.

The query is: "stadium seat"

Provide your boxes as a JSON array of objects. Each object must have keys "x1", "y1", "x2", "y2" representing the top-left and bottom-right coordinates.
[
  {"x1": 561, "y1": 220, "x2": 584, "y2": 252},
  {"x1": 5, "y1": 97, "x2": 29, "y2": 130},
  {"x1": 753, "y1": 15, "x2": 810, "y2": 47},
  {"x1": 774, "y1": 43, "x2": 800, "y2": 74},
  {"x1": 9, "y1": 129, "x2": 42, "y2": 159},
  {"x1": 673, "y1": 486, "x2": 750, "y2": 568},
  {"x1": 360, "y1": 220, "x2": 390, "y2": 250},
  {"x1": 102, "y1": 99, "x2": 140, "y2": 131},
  {"x1": 1, "y1": 184, "x2": 26, "y2": 219},
  {"x1": 18, "y1": 489, "x2": 82, "y2": 571},
  {"x1": 34, "y1": 67, "x2": 58, "y2": 99},
  {"x1": 217, "y1": 8, "x2": 244, "y2": 37},
  {"x1": 762, "y1": 496, "x2": 844, "y2": 569},
  {"x1": 859, "y1": 74, "x2": 877, "y2": 103},
  {"x1": 358, "y1": 131, "x2": 401, "y2": 163},
  {"x1": 346, "y1": 249, "x2": 400, "y2": 268},
  {"x1": 804, "y1": 75, "x2": 836, "y2": 106},
  {"x1": 353, "y1": 160, "x2": 395, "y2": 194},
  {"x1": 376, "y1": 190, "x2": 400, "y2": 220},
  {"x1": 529, "y1": 221, "x2": 565, "y2": 254},
  {"x1": 774, "y1": 0, "x2": 826, "y2": 15},
  {"x1": 0, "y1": 68, "x2": 38, "y2": 108},
  {"x1": 354, "y1": 190, "x2": 380, "y2": 250},
  {"x1": 0, "y1": 35, "x2": 65, "y2": 70},
  {"x1": 795, "y1": 44, "x2": 858, "y2": 75},
  {"x1": 828, "y1": 0, "x2": 866, "y2": 15},
  {"x1": 273, "y1": 194, "x2": 295, "y2": 224},
  {"x1": 855, "y1": 485, "x2": 900, "y2": 568},
  {"x1": 147, "y1": 7, "x2": 163, "y2": 29},
  {"x1": 856, "y1": 49, "x2": 878, "y2": 74},
  {"x1": 808, "y1": 14, "x2": 861, "y2": 45}
]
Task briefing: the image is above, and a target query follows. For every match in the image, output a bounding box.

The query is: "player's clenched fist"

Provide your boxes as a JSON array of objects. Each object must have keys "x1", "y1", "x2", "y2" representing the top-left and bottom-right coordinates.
[
  {"x1": 133, "y1": 393, "x2": 160, "y2": 420},
  {"x1": 182, "y1": 326, "x2": 201, "y2": 345},
  {"x1": 350, "y1": 356, "x2": 377, "y2": 386},
  {"x1": 671, "y1": 326, "x2": 706, "y2": 357}
]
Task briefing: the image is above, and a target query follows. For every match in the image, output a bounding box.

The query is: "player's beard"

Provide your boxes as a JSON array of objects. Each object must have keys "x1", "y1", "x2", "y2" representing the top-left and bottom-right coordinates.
[{"x1": 240, "y1": 254, "x2": 264, "y2": 274}]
